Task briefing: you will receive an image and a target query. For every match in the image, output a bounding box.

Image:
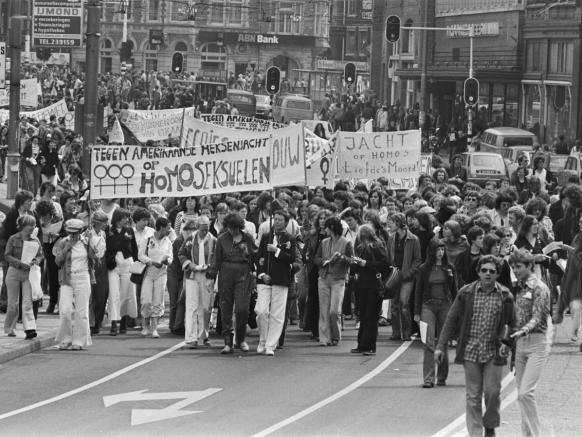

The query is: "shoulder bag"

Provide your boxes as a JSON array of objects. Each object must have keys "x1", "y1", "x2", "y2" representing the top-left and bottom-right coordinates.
[{"x1": 130, "y1": 237, "x2": 150, "y2": 284}]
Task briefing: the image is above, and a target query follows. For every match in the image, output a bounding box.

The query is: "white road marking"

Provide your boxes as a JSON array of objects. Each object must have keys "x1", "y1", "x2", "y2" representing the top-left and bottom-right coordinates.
[
  {"x1": 251, "y1": 340, "x2": 415, "y2": 437},
  {"x1": 103, "y1": 388, "x2": 223, "y2": 426},
  {"x1": 0, "y1": 341, "x2": 186, "y2": 421},
  {"x1": 431, "y1": 372, "x2": 516, "y2": 437}
]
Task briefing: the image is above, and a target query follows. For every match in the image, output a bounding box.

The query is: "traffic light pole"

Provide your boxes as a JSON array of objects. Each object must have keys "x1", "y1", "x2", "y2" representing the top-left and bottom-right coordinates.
[{"x1": 82, "y1": 1, "x2": 101, "y2": 176}]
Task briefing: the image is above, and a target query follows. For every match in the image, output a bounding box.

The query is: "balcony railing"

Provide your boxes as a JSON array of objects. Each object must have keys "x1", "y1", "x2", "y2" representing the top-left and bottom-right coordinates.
[{"x1": 436, "y1": 0, "x2": 525, "y2": 17}]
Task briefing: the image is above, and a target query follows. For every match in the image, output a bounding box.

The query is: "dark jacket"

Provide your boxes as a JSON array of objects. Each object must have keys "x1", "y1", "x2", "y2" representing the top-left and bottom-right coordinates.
[
  {"x1": 414, "y1": 262, "x2": 458, "y2": 316},
  {"x1": 454, "y1": 247, "x2": 481, "y2": 288},
  {"x1": 105, "y1": 227, "x2": 138, "y2": 270},
  {"x1": 353, "y1": 241, "x2": 389, "y2": 287},
  {"x1": 207, "y1": 231, "x2": 257, "y2": 279},
  {"x1": 436, "y1": 281, "x2": 515, "y2": 365},
  {"x1": 256, "y1": 230, "x2": 296, "y2": 286},
  {"x1": 387, "y1": 229, "x2": 421, "y2": 281}
]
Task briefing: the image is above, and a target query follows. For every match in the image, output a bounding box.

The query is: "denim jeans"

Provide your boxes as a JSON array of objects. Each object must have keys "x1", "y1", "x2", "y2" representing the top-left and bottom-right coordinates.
[
  {"x1": 184, "y1": 273, "x2": 213, "y2": 343},
  {"x1": 463, "y1": 358, "x2": 503, "y2": 437},
  {"x1": 421, "y1": 301, "x2": 450, "y2": 384},
  {"x1": 4, "y1": 267, "x2": 36, "y2": 334},
  {"x1": 391, "y1": 280, "x2": 414, "y2": 339},
  {"x1": 515, "y1": 333, "x2": 551, "y2": 437},
  {"x1": 318, "y1": 276, "x2": 346, "y2": 344}
]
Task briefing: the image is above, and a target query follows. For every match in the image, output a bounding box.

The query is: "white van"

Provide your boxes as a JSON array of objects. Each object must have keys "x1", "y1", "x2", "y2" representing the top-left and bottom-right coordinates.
[{"x1": 272, "y1": 94, "x2": 314, "y2": 123}]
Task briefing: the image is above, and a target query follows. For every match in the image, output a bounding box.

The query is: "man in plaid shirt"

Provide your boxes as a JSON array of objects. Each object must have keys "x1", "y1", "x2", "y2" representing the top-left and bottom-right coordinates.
[{"x1": 435, "y1": 255, "x2": 515, "y2": 437}]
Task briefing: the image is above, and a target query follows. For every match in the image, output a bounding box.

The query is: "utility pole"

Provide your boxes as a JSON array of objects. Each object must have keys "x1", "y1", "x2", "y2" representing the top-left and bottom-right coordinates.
[
  {"x1": 6, "y1": 15, "x2": 25, "y2": 199},
  {"x1": 419, "y1": 0, "x2": 430, "y2": 131},
  {"x1": 82, "y1": 1, "x2": 101, "y2": 175}
]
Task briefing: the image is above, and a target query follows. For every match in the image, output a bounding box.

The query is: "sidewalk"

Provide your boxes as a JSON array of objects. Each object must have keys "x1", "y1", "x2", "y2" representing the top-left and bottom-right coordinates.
[
  {"x1": 0, "y1": 295, "x2": 60, "y2": 365},
  {"x1": 499, "y1": 342, "x2": 582, "y2": 437}
]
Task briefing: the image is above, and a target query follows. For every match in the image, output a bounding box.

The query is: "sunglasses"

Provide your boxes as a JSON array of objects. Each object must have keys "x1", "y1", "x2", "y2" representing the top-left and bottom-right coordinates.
[
  {"x1": 465, "y1": 198, "x2": 477, "y2": 202},
  {"x1": 503, "y1": 234, "x2": 512, "y2": 238},
  {"x1": 480, "y1": 268, "x2": 497, "y2": 274}
]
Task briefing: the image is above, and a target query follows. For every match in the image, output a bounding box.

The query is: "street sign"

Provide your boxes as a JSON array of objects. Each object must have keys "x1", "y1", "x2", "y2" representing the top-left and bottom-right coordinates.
[
  {"x1": 32, "y1": 0, "x2": 83, "y2": 48},
  {"x1": 0, "y1": 42, "x2": 5, "y2": 89}
]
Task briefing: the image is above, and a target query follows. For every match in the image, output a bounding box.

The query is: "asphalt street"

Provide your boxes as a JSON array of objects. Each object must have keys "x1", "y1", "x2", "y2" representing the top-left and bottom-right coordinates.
[{"x1": 0, "y1": 320, "x2": 520, "y2": 437}]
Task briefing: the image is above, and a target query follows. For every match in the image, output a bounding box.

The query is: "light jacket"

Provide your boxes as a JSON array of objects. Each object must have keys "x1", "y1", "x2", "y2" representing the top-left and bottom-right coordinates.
[
  {"x1": 178, "y1": 231, "x2": 217, "y2": 280},
  {"x1": 314, "y1": 235, "x2": 354, "y2": 280},
  {"x1": 5, "y1": 233, "x2": 44, "y2": 269},
  {"x1": 53, "y1": 233, "x2": 103, "y2": 286}
]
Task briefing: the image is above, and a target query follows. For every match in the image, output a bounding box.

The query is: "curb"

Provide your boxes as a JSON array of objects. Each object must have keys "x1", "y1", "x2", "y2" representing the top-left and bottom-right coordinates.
[{"x1": 0, "y1": 330, "x2": 58, "y2": 365}]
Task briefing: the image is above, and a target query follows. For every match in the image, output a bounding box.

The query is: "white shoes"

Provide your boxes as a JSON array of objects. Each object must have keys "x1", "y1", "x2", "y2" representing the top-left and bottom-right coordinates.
[
  {"x1": 151, "y1": 330, "x2": 160, "y2": 338},
  {"x1": 257, "y1": 344, "x2": 265, "y2": 354},
  {"x1": 265, "y1": 349, "x2": 275, "y2": 356},
  {"x1": 239, "y1": 341, "x2": 249, "y2": 352}
]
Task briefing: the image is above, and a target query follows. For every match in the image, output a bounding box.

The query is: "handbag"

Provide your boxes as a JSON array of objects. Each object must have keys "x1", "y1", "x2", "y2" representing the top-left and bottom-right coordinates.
[
  {"x1": 29, "y1": 265, "x2": 44, "y2": 301},
  {"x1": 130, "y1": 237, "x2": 150, "y2": 285}
]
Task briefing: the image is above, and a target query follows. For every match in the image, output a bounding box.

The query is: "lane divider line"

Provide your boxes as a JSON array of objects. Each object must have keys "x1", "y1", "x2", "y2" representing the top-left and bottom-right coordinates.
[
  {"x1": 250, "y1": 340, "x2": 415, "y2": 437},
  {"x1": 0, "y1": 341, "x2": 186, "y2": 421},
  {"x1": 431, "y1": 371, "x2": 516, "y2": 437}
]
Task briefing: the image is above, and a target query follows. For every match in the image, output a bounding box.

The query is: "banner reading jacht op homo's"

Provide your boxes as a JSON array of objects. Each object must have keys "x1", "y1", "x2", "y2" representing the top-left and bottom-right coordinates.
[{"x1": 336, "y1": 130, "x2": 422, "y2": 188}]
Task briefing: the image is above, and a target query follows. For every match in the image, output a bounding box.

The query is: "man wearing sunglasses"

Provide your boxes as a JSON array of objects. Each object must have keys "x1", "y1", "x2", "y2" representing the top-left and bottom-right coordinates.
[{"x1": 435, "y1": 255, "x2": 515, "y2": 437}]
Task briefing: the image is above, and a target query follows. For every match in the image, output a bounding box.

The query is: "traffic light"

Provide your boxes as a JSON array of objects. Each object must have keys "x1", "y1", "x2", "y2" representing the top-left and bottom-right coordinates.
[
  {"x1": 344, "y1": 62, "x2": 357, "y2": 86},
  {"x1": 386, "y1": 15, "x2": 400, "y2": 43},
  {"x1": 120, "y1": 41, "x2": 132, "y2": 62},
  {"x1": 172, "y1": 52, "x2": 184, "y2": 73},
  {"x1": 463, "y1": 77, "x2": 480, "y2": 106},
  {"x1": 266, "y1": 66, "x2": 281, "y2": 95}
]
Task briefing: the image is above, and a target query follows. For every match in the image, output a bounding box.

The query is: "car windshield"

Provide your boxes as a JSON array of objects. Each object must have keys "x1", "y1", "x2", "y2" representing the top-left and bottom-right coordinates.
[
  {"x1": 503, "y1": 136, "x2": 534, "y2": 147},
  {"x1": 229, "y1": 95, "x2": 254, "y2": 104},
  {"x1": 256, "y1": 95, "x2": 270, "y2": 104},
  {"x1": 550, "y1": 156, "x2": 568, "y2": 171},
  {"x1": 473, "y1": 155, "x2": 502, "y2": 167}
]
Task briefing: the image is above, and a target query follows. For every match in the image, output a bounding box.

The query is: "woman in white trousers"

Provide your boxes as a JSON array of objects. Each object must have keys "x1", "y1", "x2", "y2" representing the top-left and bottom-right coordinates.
[
  {"x1": 178, "y1": 216, "x2": 216, "y2": 348},
  {"x1": 105, "y1": 208, "x2": 138, "y2": 336},
  {"x1": 53, "y1": 218, "x2": 105, "y2": 350},
  {"x1": 138, "y1": 217, "x2": 173, "y2": 338}
]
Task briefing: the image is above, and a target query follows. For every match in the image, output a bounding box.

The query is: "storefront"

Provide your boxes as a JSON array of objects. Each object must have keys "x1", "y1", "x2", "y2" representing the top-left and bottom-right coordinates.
[{"x1": 197, "y1": 31, "x2": 319, "y2": 81}]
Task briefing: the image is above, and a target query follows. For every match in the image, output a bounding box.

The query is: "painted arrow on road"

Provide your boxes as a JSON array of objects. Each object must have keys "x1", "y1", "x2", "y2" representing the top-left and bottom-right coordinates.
[{"x1": 103, "y1": 388, "x2": 222, "y2": 426}]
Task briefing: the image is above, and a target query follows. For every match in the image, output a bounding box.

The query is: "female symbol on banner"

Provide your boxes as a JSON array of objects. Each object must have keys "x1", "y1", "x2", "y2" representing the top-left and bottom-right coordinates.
[
  {"x1": 93, "y1": 164, "x2": 135, "y2": 196},
  {"x1": 320, "y1": 157, "x2": 330, "y2": 185}
]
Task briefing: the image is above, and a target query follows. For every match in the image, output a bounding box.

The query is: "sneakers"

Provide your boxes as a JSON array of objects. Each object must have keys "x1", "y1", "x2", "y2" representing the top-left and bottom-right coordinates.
[
  {"x1": 265, "y1": 349, "x2": 275, "y2": 356},
  {"x1": 151, "y1": 330, "x2": 160, "y2": 338},
  {"x1": 186, "y1": 341, "x2": 198, "y2": 349},
  {"x1": 221, "y1": 345, "x2": 233, "y2": 354},
  {"x1": 141, "y1": 327, "x2": 150, "y2": 337},
  {"x1": 257, "y1": 344, "x2": 266, "y2": 354},
  {"x1": 239, "y1": 341, "x2": 249, "y2": 352}
]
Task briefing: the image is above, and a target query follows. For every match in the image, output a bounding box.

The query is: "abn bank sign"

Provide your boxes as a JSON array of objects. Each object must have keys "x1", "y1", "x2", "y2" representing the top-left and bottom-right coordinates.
[{"x1": 198, "y1": 31, "x2": 315, "y2": 46}]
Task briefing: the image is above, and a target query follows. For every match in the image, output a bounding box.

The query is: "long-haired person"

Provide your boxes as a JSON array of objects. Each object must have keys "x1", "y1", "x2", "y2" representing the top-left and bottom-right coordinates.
[
  {"x1": 53, "y1": 219, "x2": 104, "y2": 350},
  {"x1": 514, "y1": 215, "x2": 549, "y2": 282},
  {"x1": 4, "y1": 215, "x2": 43, "y2": 338},
  {"x1": 314, "y1": 216, "x2": 354, "y2": 346},
  {"x1": 105, "y1": 208, "x2": 138, "y2": 336},
  {"x1": 351, "y1": 224, "x2": 388, "y2": 355},
  {"x1": 207, "y1": 213, "x2": 257, "y2": 354},
  {"x1": 138, "y1": 217, "x2": 173, "y2": 338},
  {"x1": 509, "y1": 249, "x2": 551, "y2": 437},
  {"x1": 303, "y1": 209, "x2": 332, "y2": 341},
  {"x1": 414, "y1": 239, "x2": 458, "y2": 387}
]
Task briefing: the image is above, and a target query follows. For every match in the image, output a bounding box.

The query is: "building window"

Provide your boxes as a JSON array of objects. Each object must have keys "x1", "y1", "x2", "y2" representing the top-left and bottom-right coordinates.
[
  {"x1": 526, "y1": 40, "x2": 543, "y2": 72},
  {"x1": 112, "y1": 0, "x2": 133, "y2": 22},
  {"x1": 100, "y1": 39, "x2": 113, "y2": 74},
  {"x1": 200, "y1": 43, "x2": 226, "y2": 71},
  {"x1": 345, "y1": 28, "x2": 357, "y2": 56},
  {"x1": 346, "y1": 0, "x2": 357, "y2": 16},
  {"x1": 314, "y1": 2, "x2": 329, "y2": 37},
  {"x1": 360, "y1": 28, "x2": 370, "y2": 56},
  {"x1": 524, "y1": 84, "x2": 542, "y2": 133},
  {"x1": 271, "y1": 2, "x2": 303, "y2": 34},
  {"x1": 148, "y1": 0, "x2": 160, "y2": 21},
  {"x1": 229, "y1": 0, "x2": 243, "y2": 25},
  {"x1": 144, "y1": 42, "x2": 158, "y2": 72},
  {"x1": 175, "y1": 42, "x2": 189, "y2": 71},
  {"x1": 210, "y1": 0, "x2": 225, "y2": 24},
  {"x1": 401, "y1": 19, "x2": 414, "y2": 54},
  {"x1": 549, "y1": 41, "x2": 573, "y2": 74},
  {"x1": 452, "y1": 47, "x2": 460, "y2": 62}
]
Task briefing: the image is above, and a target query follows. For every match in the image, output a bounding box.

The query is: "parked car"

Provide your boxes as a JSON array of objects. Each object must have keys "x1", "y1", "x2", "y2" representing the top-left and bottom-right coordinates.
[
  {"x1": 473, "y1": 127, "x2": 537, "y2": 155},
  {"x1": 557, "y1": 152, "x2": 582, "y2": 186},
  {"x1": 226, "y1": 89, "x2": 256, "y2": 116},
  {"x1": 461, "y1": 152, "x2": 509, "y2": 187},
  {"x1": 272, "y1": 94, "x2": 314, "y2": 123},
  {"x1": 255, "y1": 94, "x2": 272, "y2": 119}
]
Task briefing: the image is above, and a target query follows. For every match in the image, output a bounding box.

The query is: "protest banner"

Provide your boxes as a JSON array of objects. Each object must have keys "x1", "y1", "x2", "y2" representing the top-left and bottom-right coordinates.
[
  {"x1": 300, "y1": 120, "x2": 333, "y2": 139},
  {"x1": 336, "y1": 130, "x2": 422, "y2": 189},
  {"x1": 22, "y1": 98, "x2": 68, "y2": 121},
  {"x1": 180, "y1": 115, "x2": 238, "y2": 148},
  {"x1": 201, "y1": 114, "x2": 285, "y2": 131},
  {"x1": 0, "y1": 79, "x2": 40, "y2": 108},
  {"x1": 124, "y1": 108, "x2": 196, "y2": 142},
  {"x1": 108, "y1": 117, "x2": 124, "y2": 145},
  {"x1": 270, "y1": 124, "x2": 306, "y2": 187},
  {"x1": 305, "y1": 129, "x2": 336, "y2": 188},
  {"x1": 90, "y1": 142, "x2": 272, "y2": 199}
]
